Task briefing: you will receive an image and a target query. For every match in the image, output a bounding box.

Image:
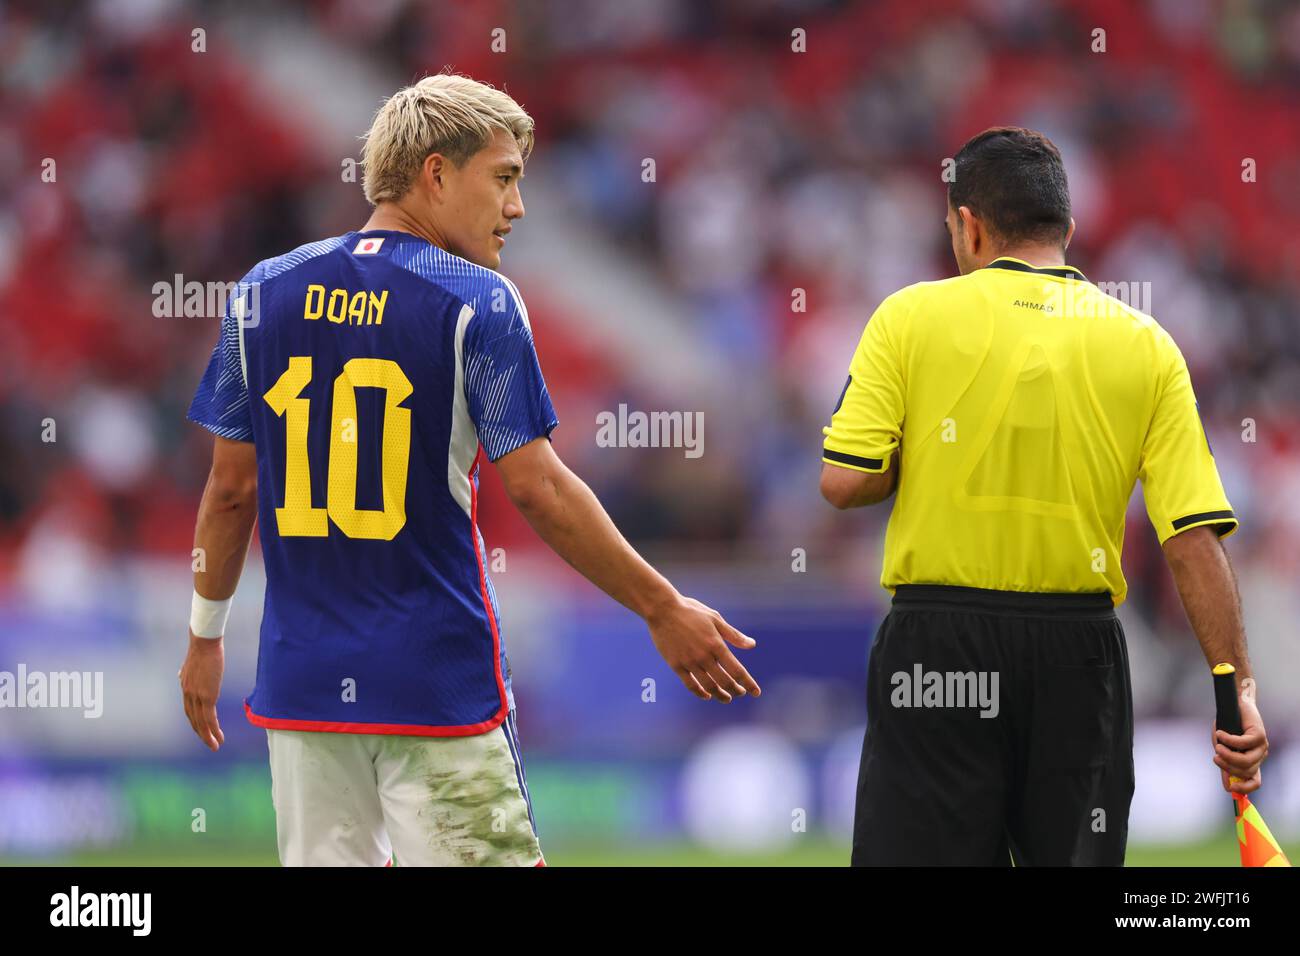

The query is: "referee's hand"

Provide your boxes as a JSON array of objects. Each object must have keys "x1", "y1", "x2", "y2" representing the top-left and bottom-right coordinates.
[
  {"x1": 645, "y1": 595, "x2": 761, "y2": 703},
  {"x1": 1213, "y1": 677, "x2": 1267, "y2": 795}
]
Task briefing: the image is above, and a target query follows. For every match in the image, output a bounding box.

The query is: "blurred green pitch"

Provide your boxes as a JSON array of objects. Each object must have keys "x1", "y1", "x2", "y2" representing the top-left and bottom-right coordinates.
[{"x1": 7, "y1": 835, "x2": 1297, "y2": 867}]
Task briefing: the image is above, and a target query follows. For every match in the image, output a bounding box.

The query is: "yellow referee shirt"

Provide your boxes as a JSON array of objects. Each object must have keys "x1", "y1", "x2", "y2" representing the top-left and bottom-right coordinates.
[{"x1": 822, "y1": 256, "x2": 1237, "y2": 607}]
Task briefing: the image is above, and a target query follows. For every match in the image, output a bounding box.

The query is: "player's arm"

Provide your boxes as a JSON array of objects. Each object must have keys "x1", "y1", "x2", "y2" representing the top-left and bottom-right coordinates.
[
  {"x1": 179, "y1": 436, "x2": 258, "y2": 752},
  {"x1": 180, "y1": 284, "x2": 260, "y2": 753},
  {"x1": 819, "y1": 295, "x2": 906, "y2": 510},
  {"x1": 465, "y1": 282, "x2": 759, "y2": 703},
  {"x1": 1140, "y1": 333, "x2": 1262, "y2": 793},
  {"x1": 193, "y1": 437, "x2": 259, "y2": 601},
  {"x1": 496, "y1": 437, "x2": 760, "y2": 703}
]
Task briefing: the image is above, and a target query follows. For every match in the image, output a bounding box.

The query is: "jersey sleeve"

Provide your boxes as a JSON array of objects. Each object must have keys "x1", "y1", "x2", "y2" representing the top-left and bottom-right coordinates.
[
  {"x1": 821, "y1": 293, "x2": 906, "y2": 474},
  {"x1": 462, "y1": 283, "x2": 559, "y2": 462},
  {"x1": 1138, "y1": 331, "x2": 1237, "y2": 544},
  {"x1": 187, "y1": 286, "x2": 254, "y2": 442}
]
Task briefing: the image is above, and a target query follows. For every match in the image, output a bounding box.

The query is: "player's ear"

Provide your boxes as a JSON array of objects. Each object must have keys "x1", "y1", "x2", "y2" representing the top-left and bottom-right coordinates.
[
  {"x1": 421, "y1": 153, "x2": 448, "y2": 198},
  {"x1": 1064, "y1": 216, "x2": 1076, "y2": 250}
]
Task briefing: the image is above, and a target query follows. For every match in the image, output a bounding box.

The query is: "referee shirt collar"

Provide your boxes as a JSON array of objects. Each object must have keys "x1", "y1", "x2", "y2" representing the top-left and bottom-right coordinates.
[{"x1": 984, "y1": 256, "x2": 1087, "y2": 282}]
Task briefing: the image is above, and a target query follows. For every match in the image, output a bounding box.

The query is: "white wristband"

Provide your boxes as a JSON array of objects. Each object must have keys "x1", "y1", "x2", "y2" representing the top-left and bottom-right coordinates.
[{"x1": 190, "y1": 591, "x2": 233, "y2": 639}]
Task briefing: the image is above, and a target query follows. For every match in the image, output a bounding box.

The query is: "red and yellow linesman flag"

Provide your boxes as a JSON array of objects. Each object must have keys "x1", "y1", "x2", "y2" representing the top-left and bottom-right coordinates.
[{"x1": 1212, "y1": 663, "x2": 1291, "y2": 867}]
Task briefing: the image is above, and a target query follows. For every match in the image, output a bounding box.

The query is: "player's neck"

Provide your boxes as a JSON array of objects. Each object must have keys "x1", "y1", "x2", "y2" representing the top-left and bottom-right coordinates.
[{"x1": 360, "y1": 203, "x2": 448, "y2": 252}]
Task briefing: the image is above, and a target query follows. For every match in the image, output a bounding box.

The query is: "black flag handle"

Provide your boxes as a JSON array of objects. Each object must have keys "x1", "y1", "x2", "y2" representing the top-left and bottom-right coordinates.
[{"x1": 1213, "y1": 662, "x2": 1243, "y2": 737}]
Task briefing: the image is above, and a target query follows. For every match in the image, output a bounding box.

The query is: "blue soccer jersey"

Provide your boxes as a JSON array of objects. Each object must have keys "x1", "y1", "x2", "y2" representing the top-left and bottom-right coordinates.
[{"x1": 188, "y1": 230, "x2": 559, "y2": 735}]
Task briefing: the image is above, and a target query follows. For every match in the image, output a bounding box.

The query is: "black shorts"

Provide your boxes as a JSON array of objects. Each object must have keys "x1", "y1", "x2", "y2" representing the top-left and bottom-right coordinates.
[{"x1": 852, "y1": 584, "x2": 1135, "y2": 866}]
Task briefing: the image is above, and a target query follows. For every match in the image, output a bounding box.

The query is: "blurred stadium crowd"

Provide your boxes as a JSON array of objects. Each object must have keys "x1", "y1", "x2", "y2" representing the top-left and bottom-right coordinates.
[{"x1": 2, "y1": 0, "x2": 1298, "y2": 720}]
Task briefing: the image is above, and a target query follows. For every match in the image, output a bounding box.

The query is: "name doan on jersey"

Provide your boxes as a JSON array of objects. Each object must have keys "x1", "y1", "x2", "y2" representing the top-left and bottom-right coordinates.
[{"x1": 304, "y1": 284, "x2": 390, "y2": 326}]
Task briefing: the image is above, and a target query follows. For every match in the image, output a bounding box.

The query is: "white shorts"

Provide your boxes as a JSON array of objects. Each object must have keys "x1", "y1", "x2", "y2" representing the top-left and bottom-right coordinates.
[{"x1": 266, "y1": 710, "x2": 543, "y2": 867}]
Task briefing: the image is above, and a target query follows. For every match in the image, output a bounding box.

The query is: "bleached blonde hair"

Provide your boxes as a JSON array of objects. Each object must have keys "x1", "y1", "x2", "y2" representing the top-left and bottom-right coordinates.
[{"x1": 360, "y1": 72, "x2": 535, "y2": 205}]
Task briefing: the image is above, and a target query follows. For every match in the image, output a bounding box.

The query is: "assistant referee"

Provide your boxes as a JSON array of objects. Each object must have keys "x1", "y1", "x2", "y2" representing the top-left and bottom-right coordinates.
[{"x1": 821, "y1": 127, "x2": 1270, "y2": 866}]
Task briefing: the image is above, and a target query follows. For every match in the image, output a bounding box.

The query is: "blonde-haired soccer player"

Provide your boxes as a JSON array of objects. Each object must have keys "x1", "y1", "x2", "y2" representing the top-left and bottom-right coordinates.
[{"x1": 181, "y1": 73, "x2": 760, "y2": 866}]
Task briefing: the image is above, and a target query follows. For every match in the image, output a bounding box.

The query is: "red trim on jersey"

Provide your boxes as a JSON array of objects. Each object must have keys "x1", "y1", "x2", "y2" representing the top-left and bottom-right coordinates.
[
  {"x1": 469, "y1": 444, "x2": 512, "y2": 727},
  {"x1": 244, "y1": 699, "x2": 507, "y2": 736},
  {"x1": 241, "y1": 448, "x2": 511, "y2": 738}
]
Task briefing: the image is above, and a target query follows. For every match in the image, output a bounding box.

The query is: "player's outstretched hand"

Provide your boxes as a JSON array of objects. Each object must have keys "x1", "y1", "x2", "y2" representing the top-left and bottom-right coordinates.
[
  {"x1": 179, "y1": 632, "x2": 226, "y2": 751},
  {"x1": 645, "y1": 594, "x2": 761, "y2": 703},
  {"x1": 1213, "y1": 677, "x2": 1267, "y2": 795}
]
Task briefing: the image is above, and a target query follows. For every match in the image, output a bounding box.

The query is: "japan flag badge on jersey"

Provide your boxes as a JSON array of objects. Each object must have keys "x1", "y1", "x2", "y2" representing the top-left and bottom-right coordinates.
[{"x1": 354, "y1": 237, "x2": 384, "y2": 255}]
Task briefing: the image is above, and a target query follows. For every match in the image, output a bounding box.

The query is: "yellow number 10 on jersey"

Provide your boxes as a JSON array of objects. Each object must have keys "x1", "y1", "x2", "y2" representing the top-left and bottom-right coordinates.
[{"x1": 263, "y1": 356, "x2": 413, "y2": 540}]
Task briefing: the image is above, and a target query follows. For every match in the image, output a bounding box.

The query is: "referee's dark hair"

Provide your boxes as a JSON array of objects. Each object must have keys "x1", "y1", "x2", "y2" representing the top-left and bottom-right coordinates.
[{"x1": 948, "y1": 127, "x2": 1072, "y2": 247}]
